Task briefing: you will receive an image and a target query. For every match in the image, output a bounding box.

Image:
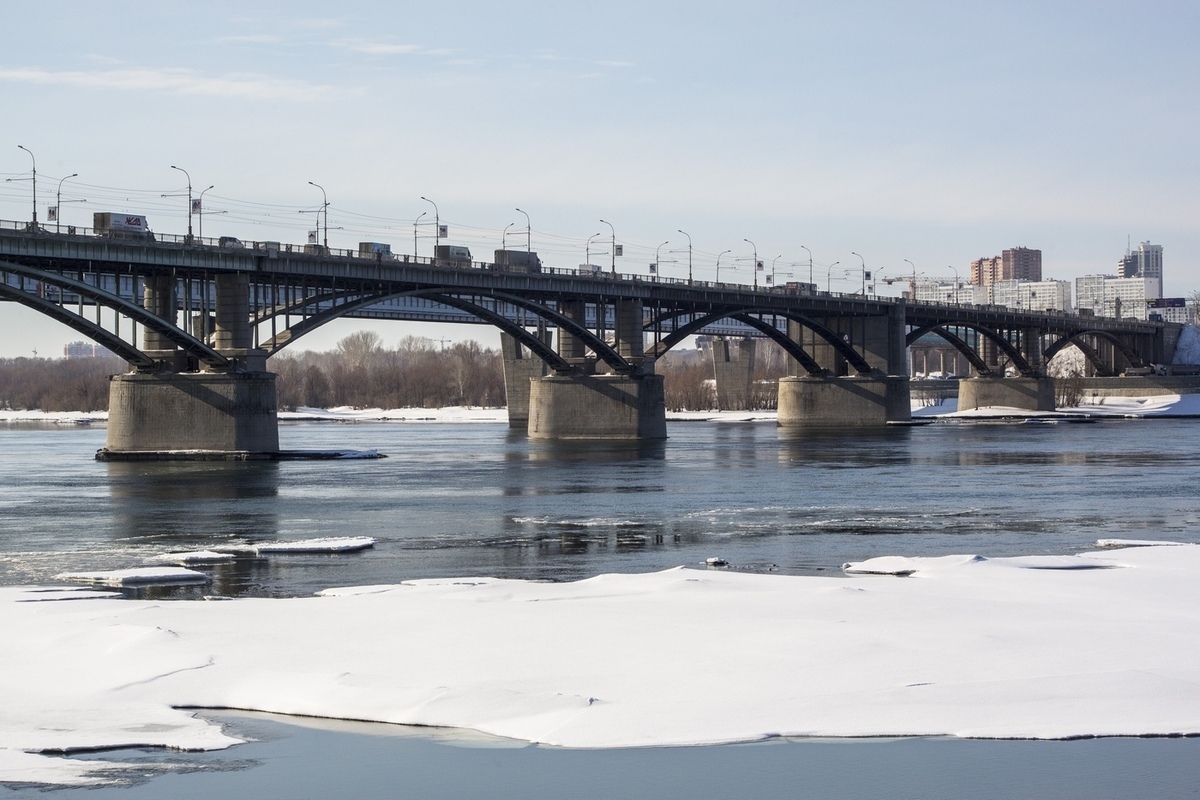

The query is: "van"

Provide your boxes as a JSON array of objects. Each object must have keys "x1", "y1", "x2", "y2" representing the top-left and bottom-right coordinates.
[{"x1": 219, "y1": 236, "x2": 244, "y2": 249}]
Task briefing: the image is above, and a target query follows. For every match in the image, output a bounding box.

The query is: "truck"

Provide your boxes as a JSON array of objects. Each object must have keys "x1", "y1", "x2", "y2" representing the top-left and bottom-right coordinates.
[
  {"x1": 358, "y1": 241, "x2": 394, "y2": 259},
  {"x1": 93, "y1": 212, "x2": 154, "y2": 241},
  {"x1": 492, "y1": 249, "x2": 542, "y2": 273},
  {"x1": 434, "y1": 245, "x2": 472, "y2": 267}
]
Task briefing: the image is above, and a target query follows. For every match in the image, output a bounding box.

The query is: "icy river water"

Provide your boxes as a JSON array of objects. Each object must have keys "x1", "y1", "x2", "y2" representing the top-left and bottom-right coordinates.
[{"x1": 3, "y1": 417, "x2": 1200, "y2": 798}]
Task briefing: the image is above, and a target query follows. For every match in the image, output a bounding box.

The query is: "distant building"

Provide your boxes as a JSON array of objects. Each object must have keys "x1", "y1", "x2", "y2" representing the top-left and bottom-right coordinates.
[
  {"x1": 1074, "y1": 276, "x2": 1159, "y2": 320},
  {"x1": 969, "y1": 247, "x2": 1042, "y2": 285},
  {"x1": 63, "y1": 341, "x2": 113, "y2": 359},
  {"x1": 914, "y1": 279, "x2": 1069, "y2": 311}
]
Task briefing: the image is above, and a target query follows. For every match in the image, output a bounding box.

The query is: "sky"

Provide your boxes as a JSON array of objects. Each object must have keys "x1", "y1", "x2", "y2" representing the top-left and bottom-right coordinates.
[{"x1": 1, "y1": 0, "x2": 1198, "y2": 357}]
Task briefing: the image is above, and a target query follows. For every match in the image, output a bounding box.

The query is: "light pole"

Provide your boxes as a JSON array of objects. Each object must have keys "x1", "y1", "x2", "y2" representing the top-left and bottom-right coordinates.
[
  {"x1": 169, "y1": 165, "x2": 194, "y2": 242},
  {"x1": 716, "y1": 249, "x2": 732, "y2": 282},
  {"x1": 744, "y1": 238, "x2": 758, "y2": 289},
  {"x1": 599, "y1": 219, "x2": 616, "y2": 274},
  {"x1": 196, "y1": 185, "x2": 214, "y2": 239},
  {"x1": 904, "y1": 258, "x2": 917, "y2": 299},
  {"x1": 17, "y1": 145, "x2": 36, "y2": 230},
  {"x1": 515, "y1": 207, "x2": 531, "y2": 252},
  {"x1": 948, "y1": 265, "x2": 960, "y2": 288},
  {"x1": 851, "y1": 251, "x2": 866, "y2": 294},
  {"x1": 421, "y1": 196, "x2": 439, "y2": 252},
  {"x1": 503, "y1": 222, "x2": 514, "y2": 249},
  {"x1": 655, "y1": 240, "x2": 669, "y2": 277},
  {"x1": 586, "y1": 232, "x2": 602, "y2": 268},
  {"x1": 826, "y1": 260, "x2": 840, "y2": 292},
  {"x1": 309, "y1": 182, "x2": 329, "y2": 250},
  {"x1": 414, "y1": 211, "x2": 426, "y2": 258},
  {"x1": 677, "y1": 229, "x2": 693, "y2": 283},
  {"x1": 771, "y1": 255, "x2": 783, "y2": 286},
  {"x1": 54, "y1": 173, "x2": 77, "y2": 234},
  {"x1": 800, "y1": 245, "x2": 813, "y2": 287}
]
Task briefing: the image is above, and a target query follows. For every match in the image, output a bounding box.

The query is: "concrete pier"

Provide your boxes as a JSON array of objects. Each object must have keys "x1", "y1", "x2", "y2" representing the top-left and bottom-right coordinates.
[
  {"x1": 527, "y1": 373, "x2": 666, "y2": 439},
  {"x1": 710, "y1": 337, "x2": 756, "y2": 410},
  {"x1": 500, "y1": 333, "x2": 549, "y2": 428},
  {"x1": 957, "y1": 376, "x2": 1056, "y2": 412},
  {"x1": 777, "y1": 376, "x2": 911, "y2": 427},
  {"x1": 100, "y1": 369, "x2": 279, "y2": 460}
]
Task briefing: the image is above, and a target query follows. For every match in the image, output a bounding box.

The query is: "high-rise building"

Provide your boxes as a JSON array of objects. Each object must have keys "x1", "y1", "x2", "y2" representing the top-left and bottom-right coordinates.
[
  {"x1": 969, "y1": 247, "x2": 1041, "y2": 285},
  {"x1": 1114, "y1": 241, "x2": 1163, "y2": 298}
]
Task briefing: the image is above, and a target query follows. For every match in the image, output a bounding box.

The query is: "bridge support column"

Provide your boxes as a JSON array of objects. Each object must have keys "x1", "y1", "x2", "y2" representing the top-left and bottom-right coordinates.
[
  {"x1": 557, "y1": 300, "x2": 589, "y2": 361},
  {"x1": 777, "y1": 375, "x2": 911, "y2": 427},
  {"x1": 528, "y1": 373, "x2": 666, "y2": 439},
  {"x1": 957, "y1": 377, "x2": 1056, "y2": 412},
  {"x1": 501, "y1": 331, "x2": 550, "y2": 429},
  {"x1": 100, "y1": 370, "x2": 280, "y2": 459},
  {"x1": 710, "y1": 337, "x2": 756, "y2": 410}
]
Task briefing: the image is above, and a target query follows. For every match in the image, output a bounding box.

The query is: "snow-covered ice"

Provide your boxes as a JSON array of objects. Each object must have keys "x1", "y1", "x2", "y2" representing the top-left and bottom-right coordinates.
[
  {"x1": 145, "y1": 551, "x2": 237, "y2": 566},
  {"x1": 6, "y1": 544, "x2": 1200, "y2": 786},
  {"x1": 253, "y1": 537, "x2": 376, "y2": 554},
  {"x1": 51, "y1": 566, "x2": 211, "y2": 587}
]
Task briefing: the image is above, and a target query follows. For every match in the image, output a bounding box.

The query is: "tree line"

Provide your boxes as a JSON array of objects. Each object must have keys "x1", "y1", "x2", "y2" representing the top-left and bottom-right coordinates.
[{"x1": 0, "y1": 332, "x2": 789, "y2": 412}]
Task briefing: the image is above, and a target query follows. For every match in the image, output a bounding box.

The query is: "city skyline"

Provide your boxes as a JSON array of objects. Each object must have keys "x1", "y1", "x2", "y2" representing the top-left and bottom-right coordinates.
[{"x1": 2, "y1": 1, "x2": 1198, "y2": 356}]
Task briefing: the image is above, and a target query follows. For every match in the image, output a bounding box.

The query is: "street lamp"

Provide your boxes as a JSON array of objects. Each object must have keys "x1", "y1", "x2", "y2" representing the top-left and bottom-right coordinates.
[
  {"x1": 904, "y1": 258, "x2": 917, "y2": 299},
  {"x1": 800, "y1": 245, "x2": 813, "y2": 287},
  {"x1": 851, "y1": 251, "x2": 866, "y2": 295},
  {"x1": 422, "y1": 196, "x2": 439, "y2": 251},
  {"x1": 744, "y1": 238, "x2": 758, "y2": 289},
  {"x1": 414, "y1": 211, "x2": 426, "y2": 258},
  {"x1": 826, "y1": 260, "x2": 840, "y2": 292},
  {"x1": 655, "y1": 240, "x2": 670, "y2": 277},
  {"x1": 170, "y1": 165, "x2": 194, "y2": 242},
  {"x1": 715, "y1": 249, "x2": 732, "y2": 282},
  {"x1": 599, "y1": 219, "x2": 616, "y2": 273},
  {"x1": 771, "y1": 255, "x2": 783, "y2": 286},
  {"x1": 309, "y1": 181, "x2": 329, "y2": 250},
  {"x1": 17, "y1": 145, "x2": 36, "y2": 230},
  {"x1": 54, "y1": 173, "x2": 78, "y2": 234},
  {"x1": 677, "y1": 229, "x2": 693, "y2": 283},
  {"x1": 503, "y1": 222, "x2": 514, "y2": 249},
  {"x1": 515, "y1": 207, "x2": 531, "y2": 252},
  {"x1": 195, "y1": 185, "x2": 215, "y2": 239},
  {"x1": 586, "y1": 232, "x2": 602, "y2": 268}
]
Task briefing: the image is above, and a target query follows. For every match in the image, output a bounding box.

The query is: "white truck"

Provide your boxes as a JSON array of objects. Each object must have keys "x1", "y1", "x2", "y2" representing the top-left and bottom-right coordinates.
[{"x1": 93, "y1": 212, "x2": 155, "y2": 241}]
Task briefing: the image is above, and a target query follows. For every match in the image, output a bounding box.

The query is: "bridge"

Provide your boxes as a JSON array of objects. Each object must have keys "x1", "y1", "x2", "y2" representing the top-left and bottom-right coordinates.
[{"x1": 0, "y1": 221, "x2": 1176, "y2": 457}]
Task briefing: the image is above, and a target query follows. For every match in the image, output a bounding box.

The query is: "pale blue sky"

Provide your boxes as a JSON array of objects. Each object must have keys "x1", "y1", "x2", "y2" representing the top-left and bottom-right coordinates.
[{"x1": 2, "y1": 1, "x2": 1198, "y2": 356}]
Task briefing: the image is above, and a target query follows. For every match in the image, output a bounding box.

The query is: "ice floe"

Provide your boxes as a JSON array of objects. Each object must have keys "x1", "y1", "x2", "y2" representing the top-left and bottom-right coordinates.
[
  {"x1": 6, "y1": 544, "x2": 1200, "y2": 786},
  {"x1": 51, "y1": 566, "x2": 211, "y2": 587}
]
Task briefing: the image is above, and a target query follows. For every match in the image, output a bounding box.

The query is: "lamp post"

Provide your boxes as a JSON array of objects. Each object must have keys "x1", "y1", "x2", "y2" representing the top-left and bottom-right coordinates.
[
  {"x1": 169, "y1": 165, "x2": 194, "y2": 242},
  {"x1": 308, "y1": 181, "x2": 329, "y2": 250},
  {"x1": 503, "y1": 222, "x2": 514, "y2": 249},
  {"x1": 515, "y1": 207, "x2": 531, "y2": 252},
  {"x1": 744, "y1": 238, "x2": 758, "y2": 289},
  {"x1": 904, "y1": 258, "x2": 917, "y2": 299},
  {"x1": 414, "y1": 211, "x2": 426, "y2": 258},
  {"x1": 715, "y1": 249, "x2": 732, "y2": 282},
  {"x1": 196, "y1": 185, "x2": 214, "y2": 240},
  {"x1": 54, "y1": 173, "x2": 77, "y2": 234},
  {"x1": 599, "y1": 219, "x2": 616, "y2": 274},
  {"x1": 655, "y1": 240, "x2": 669, "y2": 277},
  {"x1": 586, "y1": 232, "x2": 602, "y2": 268},
  {"x1": 677, "y1": 229, "x2": 693, "y2": 283},
  {"x1": 17, "y1": 145, "x2": 36, "y2": 230},
  {"x1": 851, "y1": 251, "x2": 866, "y2": 294},
  {"x1": 826, "y1": 260, "x2": 840, "y2": 292},
  {"x1": 771, "y1": 255, "x2": 783, "y2": 286},
  {"x1": 421, "y1": 196, "x2": 439, "y2": 251}
]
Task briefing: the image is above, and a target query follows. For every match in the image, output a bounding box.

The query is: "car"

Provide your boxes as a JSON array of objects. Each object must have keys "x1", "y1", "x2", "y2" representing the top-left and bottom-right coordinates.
[{"x1": 219, "y1": 236, "x2": 244, "y2": 249}]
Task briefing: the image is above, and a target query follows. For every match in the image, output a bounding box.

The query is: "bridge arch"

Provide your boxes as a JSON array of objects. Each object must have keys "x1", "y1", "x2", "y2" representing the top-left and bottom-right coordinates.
[
  {"x1": 1044, "y1": 329, "x2": 1143, "y2": 375},
  {"x1": 0, "y1": 260, "x2": 229, "y2": 370},
  {"x1": 258, "y1": 286, "x2": 640, "y2": 375},
  {"x1": 645, "y1": 307, "x2": 872, "y2": 375},
  {"x1": 906, "y1": 321, "x2": 1036, "y2": 377}
]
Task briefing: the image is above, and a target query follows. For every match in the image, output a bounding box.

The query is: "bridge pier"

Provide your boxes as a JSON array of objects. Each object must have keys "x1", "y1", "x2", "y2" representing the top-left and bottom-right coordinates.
[
  {"x1": 100, "y1": 368, "x2": 279, "y2": 459},
  {"x1": 527, "y1": 373, "x2": 666, "y2": 439},
  {"x1": 501, "y1": 331, "x2": 550, "y2": 429},
  {"x1": 957, "y1": 376, "x2": 1056, "y2": 413},
  {"x1": 710, "y1": 337, "x2": 756, "y2": 410},
  {"x1": 777, "y1": 376, "x2": 911, "y2": 427}
]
